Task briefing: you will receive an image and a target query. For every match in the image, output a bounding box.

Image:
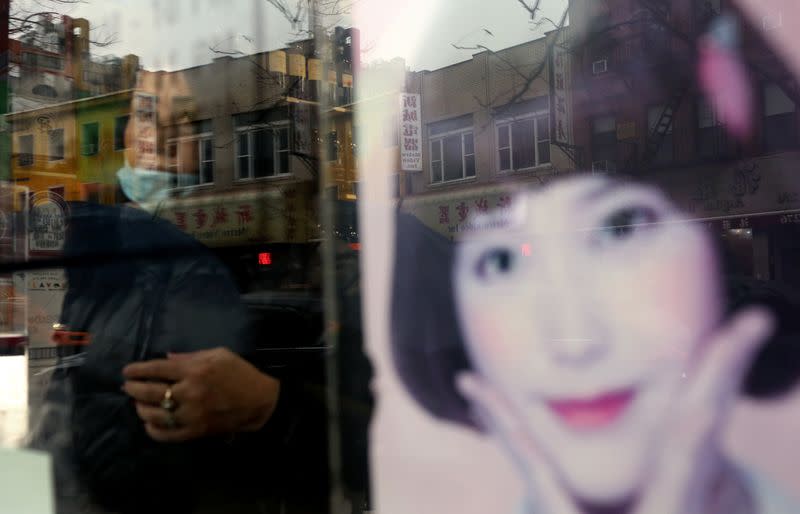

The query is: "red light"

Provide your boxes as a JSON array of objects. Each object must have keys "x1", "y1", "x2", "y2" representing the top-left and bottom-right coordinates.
[
  {"x1": 258, "y1": 252, "x2": 272, "y2": 266},
  {"x1": 521, "y1": 243, "x2": 531, "y2": 257},
  {"x1": 348, "y1": 243, "x2": 361, "y2": 251}
]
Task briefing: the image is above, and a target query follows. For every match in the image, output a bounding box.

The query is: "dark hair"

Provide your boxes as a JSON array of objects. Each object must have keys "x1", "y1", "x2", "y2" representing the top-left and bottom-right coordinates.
[{"x1": 390, "y1": 208, "x2": 800, "y2": 431}]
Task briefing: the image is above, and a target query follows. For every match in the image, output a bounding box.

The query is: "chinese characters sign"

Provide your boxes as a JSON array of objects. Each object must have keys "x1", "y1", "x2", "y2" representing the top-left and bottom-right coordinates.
[
  {"x1": 133, "y1": 92, "x2": 158, "y2": 170},
  {"x1": 400, "y1": 93, "x2": 422, "y2": 171},
  {"x1": 405, "y1": 188, "x2": 515, "y2": 239},
  {"x1": 550, "y1": 38, "x2": 572, "y2": 145},
  {"x1": 157, "y1": 186, "x2": 313, "y2": 246}
]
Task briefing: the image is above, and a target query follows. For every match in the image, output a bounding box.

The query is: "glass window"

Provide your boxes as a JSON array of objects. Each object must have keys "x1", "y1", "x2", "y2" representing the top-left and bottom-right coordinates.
[
  {"x1": 81, "y1": 122, "x2": 99, "y2": 156},
  {"x1": 764, "y1": 83, "x2": 797, "y2": 153},
  {"x1": 18, "y1": 134, "x2": 33, "y2": 167},
  {"x1": 497, "y1": 112, "x2": 550, "y2": 172},
  {"x1": 114, "y1": 115, "x2": 130, "y2": 151},
  {"x1": 429, "y1": 128, "x2": 474, "y2": 183},
  {"x1": 48, "y1": 128, "x2": 64, "y2": 161},
  {"x1": 647, "y1": 104, "x2": 674, "y2": 165}
]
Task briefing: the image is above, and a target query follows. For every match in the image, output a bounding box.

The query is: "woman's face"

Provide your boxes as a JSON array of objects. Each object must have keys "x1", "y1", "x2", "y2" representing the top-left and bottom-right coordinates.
[{"x1": 453, "y1": 176, "x2": 723, "y2": 503}]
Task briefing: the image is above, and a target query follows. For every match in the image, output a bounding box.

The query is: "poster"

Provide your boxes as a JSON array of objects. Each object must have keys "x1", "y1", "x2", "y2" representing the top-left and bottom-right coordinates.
[{"x1": 355, "y1": 3, "x2": 800, "y2": 513}]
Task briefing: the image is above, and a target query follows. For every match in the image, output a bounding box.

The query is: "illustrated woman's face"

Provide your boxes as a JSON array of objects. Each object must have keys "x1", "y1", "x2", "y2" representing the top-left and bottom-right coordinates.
[{"x1": 453, "y1": 176, "x2": 723, "y2": 503}]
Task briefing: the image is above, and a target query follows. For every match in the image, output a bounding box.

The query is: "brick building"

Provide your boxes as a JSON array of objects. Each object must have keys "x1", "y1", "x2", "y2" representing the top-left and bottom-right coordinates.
[
  {"x1": 568, "y1": 0, "x2": 800, "y2": 286},
  {"x1": 398, "y1": 29, "x2": 577, "y2": 239}
]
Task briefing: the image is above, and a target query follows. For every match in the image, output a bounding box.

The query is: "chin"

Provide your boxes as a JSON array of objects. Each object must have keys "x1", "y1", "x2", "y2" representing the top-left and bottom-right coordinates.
[{"x1": 552, "y1": 440, "x2": 647, "y2": 504}]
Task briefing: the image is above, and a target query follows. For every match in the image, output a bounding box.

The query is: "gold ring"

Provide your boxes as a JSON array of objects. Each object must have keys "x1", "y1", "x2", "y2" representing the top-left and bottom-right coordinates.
[{"x1": 160, "y1": 386, "x2": 177, "y2": 412}]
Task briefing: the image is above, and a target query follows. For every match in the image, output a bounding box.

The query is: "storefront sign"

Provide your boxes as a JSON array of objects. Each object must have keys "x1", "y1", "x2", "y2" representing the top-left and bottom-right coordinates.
[
  {"x1": 289, "y1": 54, "x2": 306, "y2": 78},
  {"x1": 308, "y1": 58, "x2": 322, "y2": 81},
  {"x1": 29, "y1": 191, "x2": 67, "y2": 255},
  {"x1": 402, "y1": 187, "x2": 517, "y2": 239},
  {"x1": 157, "y1": 186, "x2": 313, "y2": 246},
  {"x1": 399, "y1": 93, "x2": 422, "y2": 171},
  {"x1": 269, "y1": 51, "x2": 287, "y2": 74}
]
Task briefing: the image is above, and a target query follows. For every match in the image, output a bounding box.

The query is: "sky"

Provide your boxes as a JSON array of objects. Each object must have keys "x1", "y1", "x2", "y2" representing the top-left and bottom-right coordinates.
[{"x1": 56, "y1": 0, "x2": 569, "y2": 72}]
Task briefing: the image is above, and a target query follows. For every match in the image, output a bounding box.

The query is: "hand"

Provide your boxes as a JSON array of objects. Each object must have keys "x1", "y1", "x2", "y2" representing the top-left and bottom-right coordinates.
[
  {"x1": 456, "y1": 307, "x2": 774, "y2": 514},
  {"x1": 122, "y1": 348, "x2": 280, "y2": 442}
]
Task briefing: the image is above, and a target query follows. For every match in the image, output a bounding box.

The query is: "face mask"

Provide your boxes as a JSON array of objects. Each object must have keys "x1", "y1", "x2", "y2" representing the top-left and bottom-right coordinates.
[{"x1": 116, "y1": 160, "x2": 177, "y2": 205}]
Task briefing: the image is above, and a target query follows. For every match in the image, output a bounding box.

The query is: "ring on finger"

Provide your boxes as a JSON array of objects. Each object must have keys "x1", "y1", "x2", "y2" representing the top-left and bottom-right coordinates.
[{"x1": 161, "y1": 386, "x2": 178, "y2": 412}]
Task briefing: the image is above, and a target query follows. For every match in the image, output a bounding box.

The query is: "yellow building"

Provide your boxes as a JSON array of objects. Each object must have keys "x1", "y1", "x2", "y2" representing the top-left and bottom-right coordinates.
[{"x1": 9, "y1": 90, "x2": 133, "y2": 203}]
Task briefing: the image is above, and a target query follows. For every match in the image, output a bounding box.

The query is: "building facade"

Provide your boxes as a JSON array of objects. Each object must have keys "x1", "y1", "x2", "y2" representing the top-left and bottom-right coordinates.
[
  {"x1": 398, "y1": 29, "x2": 577, "y2": 239},
  {"x1": 569, "y1": 0, "x2": 800, "y2": 287}
]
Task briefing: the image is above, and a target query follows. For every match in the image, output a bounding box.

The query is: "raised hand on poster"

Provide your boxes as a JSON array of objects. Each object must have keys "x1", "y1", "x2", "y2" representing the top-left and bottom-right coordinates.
[{"x1": 457, "y1": 306, "x2": 773, "y2": 514}]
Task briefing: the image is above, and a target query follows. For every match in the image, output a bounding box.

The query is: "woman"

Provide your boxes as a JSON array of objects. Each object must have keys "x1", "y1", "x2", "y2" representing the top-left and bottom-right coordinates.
[{"x1": 391, "y1": 175, "x2": 800, "y2": 513}]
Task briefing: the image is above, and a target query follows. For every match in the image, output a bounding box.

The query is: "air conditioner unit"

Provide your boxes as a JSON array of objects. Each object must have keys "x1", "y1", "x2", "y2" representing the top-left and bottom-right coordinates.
[
  {"x1": 762, "y1": 12, "x2": 783, "y2": 31},
  {"x1": 591, "y1": 160, "x2": 617, "y2": 174},
  {"x1": 592, "y1": 59, "x2": 608, "y2": 75}
]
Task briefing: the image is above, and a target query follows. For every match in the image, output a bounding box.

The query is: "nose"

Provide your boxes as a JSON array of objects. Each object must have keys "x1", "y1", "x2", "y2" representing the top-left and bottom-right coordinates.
[{"x1": 530, "y1": 239, "x2": 609, "y2": 366}]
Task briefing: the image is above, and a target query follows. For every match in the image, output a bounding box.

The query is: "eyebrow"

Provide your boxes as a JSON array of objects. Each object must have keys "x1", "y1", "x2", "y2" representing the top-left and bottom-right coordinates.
[{"x1": 575, "y1": 180, "x2": 625, "y2": 206}]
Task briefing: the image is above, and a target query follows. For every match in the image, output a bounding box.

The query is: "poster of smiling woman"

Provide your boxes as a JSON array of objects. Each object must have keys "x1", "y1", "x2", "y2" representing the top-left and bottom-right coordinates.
[{"x1": 355, "y1": 0, "x2": 800, "y2": 513}]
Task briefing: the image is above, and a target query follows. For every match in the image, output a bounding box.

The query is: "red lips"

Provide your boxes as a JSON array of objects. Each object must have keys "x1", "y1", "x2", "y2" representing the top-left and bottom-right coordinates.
[{"x1": 547, "y1": 390, "x2": 635, "y2": 430}]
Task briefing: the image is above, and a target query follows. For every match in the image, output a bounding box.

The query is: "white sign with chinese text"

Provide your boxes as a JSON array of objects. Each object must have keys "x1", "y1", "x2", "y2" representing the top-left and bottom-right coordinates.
[
  {"x1": 551, "y1": 40, "x2": 573, "y2": 145},
  {"x1": 399, "y1": 93, "x2": 422, "y2": 171}
]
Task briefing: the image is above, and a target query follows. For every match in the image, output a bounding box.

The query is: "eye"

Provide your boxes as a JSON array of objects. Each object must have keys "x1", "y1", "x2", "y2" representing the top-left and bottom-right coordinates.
[
  {"x1": 474, "y1": 247, "x2": 516, "y2": 280},
  {"x1": 594, "y1": 206, "x2": 658, "y2": 245}
]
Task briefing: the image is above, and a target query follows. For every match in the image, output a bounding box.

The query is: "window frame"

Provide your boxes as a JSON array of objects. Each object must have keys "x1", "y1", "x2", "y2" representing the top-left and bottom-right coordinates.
[
  {"x1": 235, "y1": 122, "x2": 291, "y2": 181},
  {"x1": 48, "y1": 127, "x2": 65, "y2": 162},
  {"x1": 428, "y1": 127, "x2": 475, "y2": 184},
  {"x1": 114, "y1": 115, "x2": 130, "y2": 152},
  {"x1": 18, "y1": 134, "x2": 34, "y2": 167},
  {"x1": 165, "y1": 130, "x2": 215, "y2": 187},
  {"x1": 81, "y1": 122, "x2": 99, "y2": 156},
  {"x1": 495, "y1": 110, "x2": 551, "y2": 173}
]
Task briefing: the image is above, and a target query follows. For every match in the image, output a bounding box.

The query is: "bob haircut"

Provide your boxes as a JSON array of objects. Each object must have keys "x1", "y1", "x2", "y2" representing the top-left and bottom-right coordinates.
[{"x1": 390, "y1": 206, "x2": 800, "y2": 431}]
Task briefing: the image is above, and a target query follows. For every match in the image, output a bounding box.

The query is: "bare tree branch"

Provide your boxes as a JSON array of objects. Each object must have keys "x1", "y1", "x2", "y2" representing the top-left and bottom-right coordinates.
[{"x1": 10, "y1": 0, "x2": 118, "y2": 46}]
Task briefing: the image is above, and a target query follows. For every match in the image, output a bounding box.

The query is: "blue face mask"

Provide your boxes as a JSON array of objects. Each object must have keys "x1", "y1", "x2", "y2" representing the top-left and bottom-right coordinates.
[{"x1": 116, "y1": 161, "x2": 177, "y2": 205}]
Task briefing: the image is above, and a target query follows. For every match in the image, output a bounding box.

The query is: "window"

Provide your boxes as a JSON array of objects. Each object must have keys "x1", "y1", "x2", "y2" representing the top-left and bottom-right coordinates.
[
  {"x1": 114, "y1": 115, "x2": 130, "y2": 151},
  {"x1": 48, "y1": 128, "x2": 64, "y2": 161},
  {"x1": 81, "y1": 122, "x2": 99, "y2": 155},
  {"x1": 18, "y1": 135, "x2": 33, "y2": 167},
  {"x1": 592, "y1": 115, "x2": 617, "y2": 165},
  {"x1": 696, "y1": 97, "x2": 730, "y2": 159},
  {"x1": 496, "y1": 113, "x2": 550, "y2": 172},
  {"x1": 236, "y1": 125, "x2": 290, "y2": 179},
  {"x1": 327, "y1": 131, "x2": 339, "y2": 161},
  {"x1": 763, "y1": 83, "x2": 797, "y2": 153},
  {"x1": 430, "y1": 130, "x2": 474, "y2": 183},
  {"x1": 647, "y1": 105, "x2": 674, "y2": 165},
  {"x1": 165, "y1": 133, "x2": 215, "y2": 187}
]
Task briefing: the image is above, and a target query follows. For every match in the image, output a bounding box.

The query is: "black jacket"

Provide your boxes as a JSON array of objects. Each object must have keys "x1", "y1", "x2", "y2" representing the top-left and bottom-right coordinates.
[{"x1": 33, "y1": 203, "x2": 329, "y2": 514}]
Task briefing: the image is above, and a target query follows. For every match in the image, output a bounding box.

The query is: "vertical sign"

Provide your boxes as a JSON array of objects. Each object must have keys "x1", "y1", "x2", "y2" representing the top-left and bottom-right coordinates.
[
  {"x1": 399, "y1": 93, "x2": 422, "y2": 171},
  {"x1": 133, "y1": 92, "x2": 158, "y2": 170},
  {"x1": 550, "y1": 35, "x2": 572, "y2": 145}
]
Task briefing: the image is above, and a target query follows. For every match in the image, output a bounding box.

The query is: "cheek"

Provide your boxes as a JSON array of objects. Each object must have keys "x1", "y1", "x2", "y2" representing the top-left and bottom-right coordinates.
[
  {"x1": 458, "y1": 291, "x2": 535, "y2": 381},
  {"x1": 603, "y1": 232, "x2": 721, "y2": 364}
]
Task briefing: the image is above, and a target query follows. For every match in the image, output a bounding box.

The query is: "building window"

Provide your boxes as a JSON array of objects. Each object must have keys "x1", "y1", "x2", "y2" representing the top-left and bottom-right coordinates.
[
  {"x1": 114, "y1": 115, "x2": 130, "y2": 151},
  {"x1": 48, "y1": 128, "x2": 64, "y2": 161},
  {"x1": 697, "y1": 97, "x2": 729, "y2": 159},
  {"x1": 430, "y1": 130, "x2": 474, "y2": 183},
  {"x1": 18, "y1": 135, "x2": 33, "y2": 167},
  {"x1": 647, "y1": 104, "x2": 674, "y2": 165},
  {"x1": 496, "y1": 113, "x2": 550, "y2": 172},
  {"x1": 81, "y1": 122, "x2": 99, "y2": 156},
  {"x1": 763, "y1": 83, "x2": 797, "y2": 153},
  {"x1": 327, "y1": 131, "x2": 339, "y2": 161},
  {"x1": 236, "y1": 125, "x2": 290, "y2": 180},
  {"x1": 166, "y1": 133, "x2": 215, "y2": 187},
  {"x1": 591, "y1": 116, "x2": 617, "y2": 166}
]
